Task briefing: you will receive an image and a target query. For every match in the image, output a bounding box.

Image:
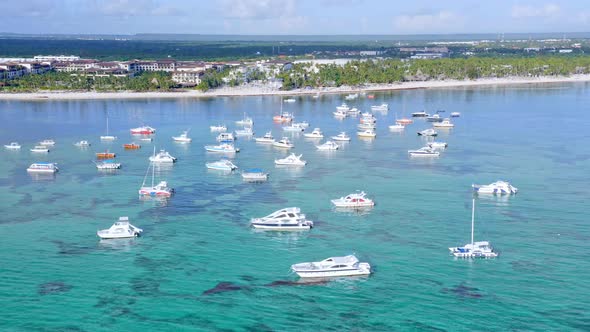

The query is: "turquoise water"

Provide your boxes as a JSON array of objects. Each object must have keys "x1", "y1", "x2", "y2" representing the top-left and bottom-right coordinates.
[{"x1": 1, "y1": 84, "x2": 589, "y2": 331}]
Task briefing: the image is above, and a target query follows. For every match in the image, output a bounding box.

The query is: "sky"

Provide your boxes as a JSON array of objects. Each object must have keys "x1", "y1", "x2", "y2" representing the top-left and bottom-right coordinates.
[{"x1": 2, "y1": 0, "x2": 590, "y2": 35}]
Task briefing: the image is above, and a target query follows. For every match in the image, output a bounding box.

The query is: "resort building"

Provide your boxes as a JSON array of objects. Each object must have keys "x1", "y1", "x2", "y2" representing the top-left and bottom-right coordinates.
[
  {"x1": 171, "y1": 70, "x2": 204, "y2": 85},
  {"x1": 33, "y1": 55, "x2": 80, "y2": 62},
  {"x1": 0, "y1": 64, "x2": 26, "y2": 79}
]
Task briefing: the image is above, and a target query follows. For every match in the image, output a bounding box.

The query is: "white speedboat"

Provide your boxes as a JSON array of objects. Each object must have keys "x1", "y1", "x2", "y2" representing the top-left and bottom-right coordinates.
[
  {"x1": 331, "y1": 132, "x2": 351, "y2": 141},
  {"x1": 172, "y1": 131, "x2": 192, "y2": 143},
  {"x1": 235, "y1": 127, "x2": 254, "y2": 136},
  {"x1": 291, "y1": 255, "x2": 371, "y2": 278},
  {"x1": 357, "y1": 129, "x2": 376, "y2": 138},
  {"x1": 130, "y1": 126, "x2": 156, "y2": 135},
  {"x1": 449, "y1": 199, "x2": 498, "y2": 258},
  {"x1": 236, "y1": 114, "x2": 254, "y2": 127},
  {"x1": 210, "y1": 125, "x2": 227, "y2": 132},
  {"x1": 205, "y1": 143, "x2": 240, "y2": 153},
  {"x1": 304, "y1": 128, "x2": 324, "y2": 138},
  {"x1": 371, "y1": 104, "x2": 388, "y2": 111},
  {"x1": 275, "y1": 153, "x2": 306, "y2": 166},
  {"x1": 336, "y1": 103, "x2": 350, "y2": 112},
  {"x1": 39, "y1": 139, "x2": 55, "y2": 146},
  {"x1": 97, "y1": 217, "x2": 143, "y2": 239},
  {"x1": 241, "y1": 168, "x2": 268, "y2": 182},
  {"x1": 255, "y1": 132, "x2": 275, "y2": 144},
  {"x1": 272, "y1": 137, "x2": 294, "y2": 149},
  {"x1": 426, "y1": 114, "x2": 443, "y2": 122},
  {"x1": 333, "y1": 109, "x2": 348, "y2": 117},
  {"x1": 427, "y1": 141, "x2": 448, "y2": 149},
  {"x1": 283, "y1": 124, "x2": 304, "y2": 132},
  {"x1": 74, "y1": 140, "x2": 91, "y2": 147},
  {"x1": 206, "y1": 159, "x2": 238, "y2": 171},
  {"x1": 344, "y1": 93, "x2": 358, "y2": 100},
  {"x1": 347, "y1": 107, "x2": 360, "y2": 115},
  {"x1": 316, "y1": 141, "x2": 339, "y2": 151},
  {"x1": 149, "y1": 149, "x2": 177, "y2": 163},
  {"x1": 27, "y1": 162, "x2": 58, "y2": 173},
  {"x1": 388, "y1": 124, "x2": 405, "y2": 131},
  {"x1": 217, "y1": 132, "x2": 235, "y2": 142},
  {"x1": 451, "y1": 112, "x2": 461, "y2": 117},
  {"x1": 418, "y1": 128, "x2": 438, "y2": 136},
  {"x1": 30, "y1": 145, "x2": 49, "y2": 153},
  {"x1": 433, "y1": 119, "x2": 454, "y2": 128},
  {"x1": 408, "y1": 146, "x2": 440, "y2": 157},
  {"x1": 250, "y1": 207, "x2": 313, "y2": 231},
  {"x1": 412, "y1": 111, "x2": 429, "y2": 117},
  {"x1": 472, "y1": 181, "x2": 518, "y2": 195},
  {"x1": 360, "y1": 114, "x2": 376, "y2": 124},
  {"x1": 358, "y1": 123, "x2": 376, "y2": 130},
  {"x1": 4, "y1": 142, "x2": 21, "y2": 150},
  {"x1": 331, "y1": 191, "x2": 374, "y2": 208},
  {"x1": 96, "y1": 159, "x2": 121, "y2": 170},
  {"x1": 293, "y1": 121, "x2": 309, "y2": 128},
  {"x1": 283, "y1": 98, "x2": 296, "y2": 103}
]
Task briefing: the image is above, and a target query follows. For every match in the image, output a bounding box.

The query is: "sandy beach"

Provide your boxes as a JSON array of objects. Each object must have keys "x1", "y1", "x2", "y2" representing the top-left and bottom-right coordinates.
[{"x1": 1, "y1": 75, "x2": 589, "y2": 100}]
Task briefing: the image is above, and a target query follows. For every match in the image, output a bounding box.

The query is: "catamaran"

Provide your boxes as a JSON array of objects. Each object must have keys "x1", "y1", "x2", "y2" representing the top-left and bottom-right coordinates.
[
  {"x1": 449, "y1": 199, "x2": 499, "y2": 258},
  {"x1": 139, "y1": 148, "x2": 175, "y2": 198}
]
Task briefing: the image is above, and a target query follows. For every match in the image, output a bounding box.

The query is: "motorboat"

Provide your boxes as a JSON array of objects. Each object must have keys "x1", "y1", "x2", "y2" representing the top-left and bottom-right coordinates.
[
  {"x1": 357, "y1": 129, "x2": 376, "y2": 138},
  {"x1": 472, "y1": 181, "x2": 518, "y2": 195},
  {"x1": 347, "y1": 107, "x2": 361, "y2": 115},
  {"x1": 210, "y1": 125, "x2": 227, "y2": 132},
  {"x1": 39, "y1": 139, "x2": 55, "y2": 146},
  {"x1": 433, "y1": 119, "x2": 454, "y2": 128},
  {"x1": 358, "y1": 123, "x2": 376, "y2": 130},
  {"x1": 396, "y1": 118, "x2": 413, "y2": 125},
  {"x1": 344, "y1": 93, "x2": 358, "y2": 100},
  {"x1": 241, "y1": 168, "x2": 269, "y2": 182},
  {"x1": 250, "y1": 207, "x2": 313, "y2": 231},
  {"x1": 172, "y1": 131, "x2": 192, "y2": 143},
  {"x1": 206, "y1": 159, "x2": 238, "y2": 171},
  {"x1": 283, "y1": 98, "x2": 296, "y2": 103},
  {"x1": 304, "y1": 128, "x2": 324, "y2": 138},
  {"x1": 293, "y1": 121, "x2": 309, "y2": 128},
  {"x1": 27, "y1": 162, "x2": 58, "y2": 173},
  {"x1": 4, "y1": 142, "x2": 21, "y2": 150},
  {"x1": 217, "y1": 132, "x2": 235, "y2": 142},
  {"x1": 255, "y1": 132, "x2": 275, "y2": 144},
  {"x1": 96, "y1": 159, "x2": 121, "y2": 170},
  {"x1": 97, "y1": 217, "x2": 143, "y2": 239},
  {"x1": 272, "y1": 137, "x2": 294, "y2": 149},
  {"x1": 427, "y1": 141, "x2": 448, "y2": 149},
  {"x1": 123, "y1": 143, "x2": 141, "y2": 150},
  {"x1": 449, "y1": 199, "x2": 498, "y2": 258},
  {"x1": 336, "y1": 103, "x2": 350, "y2": 112},
  {"x1": 451, "y1": 112, "x2": 461, "y2": 117},
  {"x1": 291, "y1": 255, "x2": 371, "y2": 278},
  {"x1": 418, "y1": 128, "x2": 438, "y2": 136},
  {"x1": 316, "y1": 141, "x2": 339, "y2": 151},
  {"x1": 426, "y1": 114, "x2": 443, "y2": 122},
  {"x1": 74, "y1": 140, "x2": 90, "y2": 147},
  {"x1": 205, "y1": 143, "x2": 240, "y2": 153},
  {"x1": 275, "y1": 153, "x2": 306, "y2": 166},
  {"x1": 139, "y1": 137, "x2": 152, "y2": 142},
  {"x1": 149, "y1": 149, "x2": 177, "y2": 163},
  {"x1": 331, "y1": 132, "x2": 351, "y2": 141},
  {"x1": 371, "y1": 103, "x2": 388, "y2": 111},
  {"x1": 333, "y1": 109, "x2": 348, "y2": 117},
  {"x1": 283, "y1": 124, "x2": 304, "y2": 132},
  {"x1": 408, "y1": 146, "x2": 440, "y2": 157},
  {"x1": 331, "y1": 191, "x2": 375, "y2": 208},
  {"x1": 236, "y1": 114, "x2": 254, "y2": 127},
  {"x1": 130, "y1": 126, "x2": 156, "y2": 135},
  {"x1": 388, "y1": 124, "x2": 405, "y2": 131},
  {"x1": 30, "y1": 145, "x2": 49, "y2": 153},
  {"x1": 360, "y1": 114, "x2": 376, "y2": 124},
  {"x1": 100, "y1": 116, "x2": 117, "y2": 141},
  {"x1": 235, "y1": 127, "x2": 254, "y2": 136},
  {"x1": 96, "y1": 151, "x2": 116, "y2": 159},
  {"x1": 273, "y1": 112, "x2": 293, "y2": 123},
  {"x1": 139, "y1": 151, "x2": 174, "y2": 197},
  {"x1": 412, "y1": 111, "x2": 429, "y2": 117}
]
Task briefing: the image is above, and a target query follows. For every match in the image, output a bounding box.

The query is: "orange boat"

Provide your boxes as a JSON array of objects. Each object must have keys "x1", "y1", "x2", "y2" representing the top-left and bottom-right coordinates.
[
  {"x1": 396, "y1": 118, "x2": 413, "y2": 125},
  {"x1": 367, "y1": 94, "x2": 375, "y2": 99},
  {"x1": 96, "y1": 151, "x2": 116, "y2": 159},
  {"x1": 124, "y1": 143, "x2": 141, "y2": 150}
]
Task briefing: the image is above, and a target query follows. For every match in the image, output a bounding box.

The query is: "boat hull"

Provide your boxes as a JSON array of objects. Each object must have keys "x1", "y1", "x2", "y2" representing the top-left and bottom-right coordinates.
[
  {"x1": 293, "y1": 268, "x2": 370, "y2": 278},
  {"x1": 251, "y1": 223, "x2": 311, "y2": 231}
]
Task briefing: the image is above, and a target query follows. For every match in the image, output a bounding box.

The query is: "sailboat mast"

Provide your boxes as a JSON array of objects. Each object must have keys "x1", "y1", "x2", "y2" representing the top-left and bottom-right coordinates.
[
  {"x1": 471, "y1": 198, "x2": 475, "y2": 246},
  {"x1": 151, "y1": 146, "x2": 156, "y2": 187},
  {"x1": 106, "y1": 116, "x2": 109, "y2": 135}
]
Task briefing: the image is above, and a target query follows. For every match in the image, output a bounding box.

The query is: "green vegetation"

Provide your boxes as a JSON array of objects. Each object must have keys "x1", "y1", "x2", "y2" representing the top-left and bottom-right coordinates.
[{"x1": 1, "y1": 71, "x2": 175, "y2": 92}]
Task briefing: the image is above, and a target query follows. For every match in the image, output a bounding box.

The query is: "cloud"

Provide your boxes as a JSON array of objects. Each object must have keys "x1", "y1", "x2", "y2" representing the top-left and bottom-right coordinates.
[
  {"x1": 511, "y1": 4, "x2": 560, "y2": 19},
  {"x1": 393, "y1": 10, "x2": 462, "y2": 33},
  {"x1": 222, "y1": 0, "x2": 296, "y2": 20}
]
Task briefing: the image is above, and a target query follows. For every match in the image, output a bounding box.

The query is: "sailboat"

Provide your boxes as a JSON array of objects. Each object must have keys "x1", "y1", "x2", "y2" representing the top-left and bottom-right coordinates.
[
  {"x1": 100, "y1": 115, "x2": 117, "y2": 141},
  {"x1": 389, "y1": 113, "x2": 405, "y2": 130},
  {"x1": 138, "y1": 147, "x2": 174, "y2": 198},
  {"x1": 448, "y1": 199, "x2": 498, "y2": 258}
]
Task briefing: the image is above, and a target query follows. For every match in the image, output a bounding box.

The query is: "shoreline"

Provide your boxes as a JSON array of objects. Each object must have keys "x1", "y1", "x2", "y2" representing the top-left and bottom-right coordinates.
[{"x1": 1, "y1": 75, "x2": 589, "y2": 100}]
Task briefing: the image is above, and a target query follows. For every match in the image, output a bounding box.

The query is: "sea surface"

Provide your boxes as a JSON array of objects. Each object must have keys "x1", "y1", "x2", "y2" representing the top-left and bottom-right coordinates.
[{"x1": 1, "y1": 84, "x2": 589, "y2": 331}]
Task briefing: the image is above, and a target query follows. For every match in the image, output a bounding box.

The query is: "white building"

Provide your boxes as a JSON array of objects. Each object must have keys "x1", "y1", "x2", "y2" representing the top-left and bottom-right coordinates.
[{"x1": 171, "y1": 70, "x2": 204, "y2": 85}]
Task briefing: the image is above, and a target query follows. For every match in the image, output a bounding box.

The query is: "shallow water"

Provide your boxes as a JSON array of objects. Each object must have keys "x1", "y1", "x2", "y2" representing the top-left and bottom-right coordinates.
[{"x1": 1, "y1": 83, "x2": 589, "y2": 331}]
